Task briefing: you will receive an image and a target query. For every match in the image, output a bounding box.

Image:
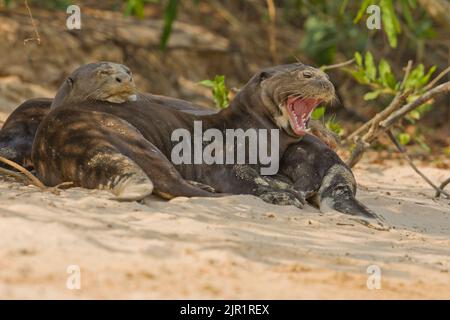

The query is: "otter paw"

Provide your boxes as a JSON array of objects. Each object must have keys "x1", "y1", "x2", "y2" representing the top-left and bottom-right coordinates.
[{"x1": 259, "y1": 191, "x2": 304, "y2": 209}]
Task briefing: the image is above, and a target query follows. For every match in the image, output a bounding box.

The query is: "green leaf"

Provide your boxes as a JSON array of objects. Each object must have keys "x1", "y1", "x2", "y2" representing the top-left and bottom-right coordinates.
[
  {"x1": 354, "y1": 52, "x2": 363, "y2": 67},
  {"x1": 124, "y1": 0, "x2": 145, "y2": 19},
  {"x1": 198, "y1": 80, "x2": 215, "y2": 87},
  {"x1": 311, "y1": 106, "x2": 326, "y2": 120},
  {"x1": 408, "y1": 0, "x2": 417, "y2": 8},
  {"x1": 408, "y1": 110, "x2": 421, "y2": 120},
  {"x1": 405, "y1": 64, "x2": 425, "y2": 89},
  {"x1": 326, "y1": 115, "x2": 343, "y2": 137},
  {"x1": 364, "y1": 51, "x2": 377, "y2": 80},
  {"x1": 353, "y1": 0, "x2": 372, "y2": 23},
  {"x1": 419, "y1": 65, "x2": 437, "y2": 86},
  {"x1": 380, "y1": 0, "x2": 401, "y2": 48},
  {"x1": 349, "y1": 69, "x2": 370, "y2": 84},
  {"x1": 160, "y1": 0, "x2": 179, "y2": 51},
  {"x1": 199, "y1": 75, "x2": 230, "y2": 109},
  {"x1": 363, "y1": 90, "x2": 381, "y2": 100},
  {"x1": 385, "y1": 73, "x2": 398, "y2": 89},
  {"x1": 398, "y1": 133, "x2": 410, "y2": 145},
  {"x1": 378, "y1": 58, "x2": 392, "y2": 86},
  {"x1": 401, "y1": 0, "x2": 415, "y2": 28}
]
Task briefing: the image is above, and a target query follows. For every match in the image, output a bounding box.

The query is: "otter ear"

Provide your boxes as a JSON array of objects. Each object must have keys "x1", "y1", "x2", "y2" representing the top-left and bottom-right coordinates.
[
  {"x1": 259, "y1": 71, "x2": 271, "y2": 82},
  {"x1": 66, "y1": 77, "x2": 74, "y2": 88},
  {"x1": 50, "y1": 77, "x2": 73, "y2": 109}
]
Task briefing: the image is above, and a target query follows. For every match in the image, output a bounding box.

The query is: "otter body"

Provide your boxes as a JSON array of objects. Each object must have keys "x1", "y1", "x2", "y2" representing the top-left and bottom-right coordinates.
[{"x1": 0, "y1": 98, "x2": 52, "y2": 168}]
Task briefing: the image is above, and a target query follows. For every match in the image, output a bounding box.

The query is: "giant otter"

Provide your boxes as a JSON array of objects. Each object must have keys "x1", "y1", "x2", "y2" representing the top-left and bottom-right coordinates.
[
  {"x1": 0, "y1": 62, "x2": 137, "y2": 168},
  {"x1": 26, "y1": 62, "x2": 377, "y2": 219}
]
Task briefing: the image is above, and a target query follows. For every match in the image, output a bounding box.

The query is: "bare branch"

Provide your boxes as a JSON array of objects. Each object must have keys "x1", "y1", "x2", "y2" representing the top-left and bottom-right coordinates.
[
  {"x1": 387, "y1": 130, "x2": 449, "y2": 198},
  {"x1": 345, "y1": 60, "x2": 413, "y2": 143},
  {"x1": 424, "y1": 66, "x2": 450, "y2": 91},
  {"x1": 23, "y1": 0, "x2": 41, "y2": 45},
  {"x1": 266, "y1": 0, "x2": 278, "y2": 63},
  {"x1": 0, "y1": 155, "x2": 45, "y2": 189},
  {"x1": 345, "y1": 89, "x2": 411, "y2": 143},
  {"x1": 380, "y1": 82, "x2": 450, "y2": 129},
  {"x1": 0, "y1": 167, "x2": 28, "y2": 183},
  {"x1": 345, "y1": 91, "x2": 409, "y2": 167},
  {"x1": 321, "y1": 58, "x2": 355, "y2": 71},
  {"x1": 346, "y1": 81, "x2": 449, "y2": 168},
  {"x1": 435, "y1": 177, "x2": 450, "y2": 198}
]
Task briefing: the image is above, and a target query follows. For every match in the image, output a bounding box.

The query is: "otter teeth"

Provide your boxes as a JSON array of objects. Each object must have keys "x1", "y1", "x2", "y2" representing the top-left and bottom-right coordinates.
[{"x1": 128, "y1": 94, "x2": 138, "y2": 102}]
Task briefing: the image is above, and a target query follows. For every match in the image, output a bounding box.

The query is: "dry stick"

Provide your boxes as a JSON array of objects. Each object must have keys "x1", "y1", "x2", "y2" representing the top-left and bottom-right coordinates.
[
  {"x1": 424, "y1": 66, "x2": 450, "y2": 91},
  {"x1": 345, "y1": 60, "x2": 413, "y2": 143},
  {"x1": 363, "y1": 90, "x2": 411, "y2": 140},
  {"x1": 346, "y1": 91, "x2": 410, "y2": 167},
  {"x1": 435, "y1": 177, "x2": 450, "y2": 198},
  {"x1": 266, "y1": 0, "x2": 277, "y2": 64},
  {"x1": 23, "y1": 0, "x2": 41, "y2": 45},
  {"x1": 0, "y1": 156, "x2": 45, "y2": 189},
  {"x1": 380, "y1": 82, "x2": 450, "y2": 129},
  {"x1": 0, "y1": 167, "x2": 28, "y2": 183},
  {"x1": 386, "y1": 130, "x2": 449, "y2": 198},
  {"x1": 321, "y1": 58, "x2": 355, "y2": 71},
  {"x1": 346, "y1": 81, "x2": 450, "y2": 168}
]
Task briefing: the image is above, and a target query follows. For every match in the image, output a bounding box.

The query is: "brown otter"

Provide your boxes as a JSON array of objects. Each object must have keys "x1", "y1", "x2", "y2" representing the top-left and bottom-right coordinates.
[
  {"x1": 29, "y1": 62, "x2": 378, "y2": 219},
  {"x1": 0, "y1": 62, "x2": 137, "y2": 169}
]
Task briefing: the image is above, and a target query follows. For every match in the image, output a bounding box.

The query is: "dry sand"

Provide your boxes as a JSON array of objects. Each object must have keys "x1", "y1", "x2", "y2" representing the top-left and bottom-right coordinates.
[
  {"x1": 0, "y1": 161, "x2": 449, "y2": 299},
  {"x1": 0, "y1": 85, "x2": 449, "y2": 299}
]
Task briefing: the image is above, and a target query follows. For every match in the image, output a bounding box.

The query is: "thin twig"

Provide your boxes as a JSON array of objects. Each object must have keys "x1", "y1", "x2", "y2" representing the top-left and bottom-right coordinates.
[
  {"x1": 435, "y1": 177, "x2": 450, "y2": 198},
  {"x1": 362, "y1": 90, "x2": 411, "y2": 142},
  {"x1": 346, "y1": 81, "x2": 449, "y2": 168},
  {"x1": 380, "y1": 82, "x2": 450, "y2": 129},
  {"x1": 387, "y1": 130, "x2": 449, "y2": 198},
  {"x1": 0, "y1": 167, "x2": 28, "y2": 182},
  {"x1": 321, "y1": 58, "x2": 355, "y2": 71},
  {"x1": 424, "y1": 66, "x2": 450, "y2": 91},
  {"x1": 0, "y1": 155, "x2": 45, "y2": 188},
  {"x1": 346, "y1": 89, "x2": 411, "y2": 143},
  {"x1": 266, "y1": 0, "x2": 277, "y2": 64},
  {"x1": 23, "y1": 0, "x2": 41, "y2": 45},
  {"x1": 399, "y1": 60, "x2": 413, "y2": 90},
  {"x1": 346, "y1": 91, "x2": 409, "y2": 168},
  {"x1": 345, "y1": 61, "x2": 412, "y2": 143}
]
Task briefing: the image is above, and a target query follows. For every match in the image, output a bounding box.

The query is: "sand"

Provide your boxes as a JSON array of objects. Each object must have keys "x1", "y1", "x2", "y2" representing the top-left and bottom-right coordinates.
[{"x1": 0, "y1": 160, "x2": 449, "y2": 299}]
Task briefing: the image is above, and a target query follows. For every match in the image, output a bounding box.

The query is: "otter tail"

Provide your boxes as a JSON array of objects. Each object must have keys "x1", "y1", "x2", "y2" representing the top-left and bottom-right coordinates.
[{"x1": 318, "y1": 164, "x2": 378, "y2": 219}]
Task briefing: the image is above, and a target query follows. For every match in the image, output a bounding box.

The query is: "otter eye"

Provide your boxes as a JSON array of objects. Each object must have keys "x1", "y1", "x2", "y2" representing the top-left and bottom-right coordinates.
[{"x1": 302, "y1": 70, "x2": 313, "y2": 79}]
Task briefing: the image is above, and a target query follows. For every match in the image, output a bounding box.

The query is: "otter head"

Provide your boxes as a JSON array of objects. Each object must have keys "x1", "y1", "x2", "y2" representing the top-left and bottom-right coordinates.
[
  {"x1": 242, "y1": 63, "x2": 335, "y2": 137},
  {"x1": 51, "y1": 62, "x2": 137, "y2": 109}
]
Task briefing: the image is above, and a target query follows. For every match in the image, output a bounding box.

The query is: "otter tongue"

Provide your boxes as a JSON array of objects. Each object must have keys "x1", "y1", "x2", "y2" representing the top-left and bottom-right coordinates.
[{"x1": 287, "y1": 97, "x2": 320, "y2": 135}]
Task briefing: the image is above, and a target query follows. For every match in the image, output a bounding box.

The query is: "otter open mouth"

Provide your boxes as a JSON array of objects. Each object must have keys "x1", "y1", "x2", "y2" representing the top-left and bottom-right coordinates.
[{"x1": 286, "y1": 96, "x2": 321, "y2": 136}]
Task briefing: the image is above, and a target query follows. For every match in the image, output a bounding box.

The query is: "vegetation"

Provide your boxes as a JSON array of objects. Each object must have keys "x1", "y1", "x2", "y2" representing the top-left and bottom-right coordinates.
[{"x1": 198, "y1": 75, "x2": 230, "y2": 109}]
